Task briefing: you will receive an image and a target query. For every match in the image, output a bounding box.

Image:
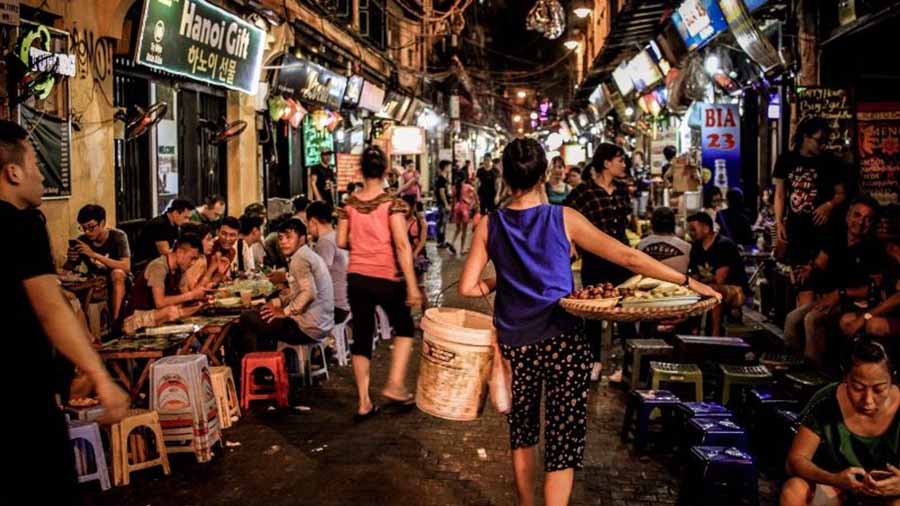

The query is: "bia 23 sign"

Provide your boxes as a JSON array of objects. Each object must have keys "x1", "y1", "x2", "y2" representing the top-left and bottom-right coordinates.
[{"x1": 136, "y1": 0, "x2": 266, "y2": 95}]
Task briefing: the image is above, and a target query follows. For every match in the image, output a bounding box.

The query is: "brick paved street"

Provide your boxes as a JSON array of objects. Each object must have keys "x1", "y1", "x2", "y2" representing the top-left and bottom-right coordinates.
[{"x1": 85, "y1": 246, "x2": 779, "y2": 506}]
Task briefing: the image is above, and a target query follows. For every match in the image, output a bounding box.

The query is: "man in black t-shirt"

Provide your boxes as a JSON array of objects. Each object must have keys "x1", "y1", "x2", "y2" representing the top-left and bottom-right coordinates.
[
  {"x1": 310, "y1": 148, "x2": 336, "y2": 206},
  {"x1": 134, "y1": 198, "x2": 193, "y2": 268},
  {"x1": 773, "y1": 118, "x2": 847, "y2": 303},
  {"x1": 784, "y1": 196, "x2": 883, "y2": 367},
  {"x1": 688, "y1": 212, "x2": 748, "y2": 336},
  {"x1": 64, "y1": 204, "x2": 132, "y2": 320},
  {"x1": 434, "y1": 160, "x2": 452, "y2": 249},
  {"x1": 475, "y1": 157, "x2": 499, "y2": 214},
  {"x1": 0, "y1": 121, "x2": 128, "y2": 504}
]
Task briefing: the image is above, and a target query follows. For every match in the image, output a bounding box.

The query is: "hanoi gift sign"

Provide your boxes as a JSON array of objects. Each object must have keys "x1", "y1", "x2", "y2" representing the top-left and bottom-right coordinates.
[{"x1": 135, "y1": 0, "x2": 266, "y2": 95}]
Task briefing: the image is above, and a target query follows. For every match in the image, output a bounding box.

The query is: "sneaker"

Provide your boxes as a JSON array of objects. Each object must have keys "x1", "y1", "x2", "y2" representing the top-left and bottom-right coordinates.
[
  {"x1": 448, "y1": 244, "x2": 457, "y2": 255},
  {"x1": 437, "y1": 243, "x2": 449, "y2": 249}
]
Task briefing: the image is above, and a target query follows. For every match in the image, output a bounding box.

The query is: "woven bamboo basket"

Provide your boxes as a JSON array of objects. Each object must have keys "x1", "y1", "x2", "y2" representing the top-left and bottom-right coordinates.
[
  {"x1": 416, "y1": 308, "x2": 495, "y2": 421},
  {"x1": 559, "y1": 296, "x2": 718, "y2": 322}
]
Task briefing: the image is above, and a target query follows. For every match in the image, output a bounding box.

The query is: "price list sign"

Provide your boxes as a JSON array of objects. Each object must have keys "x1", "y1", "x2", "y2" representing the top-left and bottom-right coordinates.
[{"x1": 797, "y1": 87, "x2": 854, "y2": 160}]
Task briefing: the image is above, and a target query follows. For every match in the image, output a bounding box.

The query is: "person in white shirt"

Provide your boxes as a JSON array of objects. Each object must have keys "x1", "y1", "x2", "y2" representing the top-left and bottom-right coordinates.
[
  {"x1": 234, "y1": 214, "x2": 264, "y2": 274},
  {"x1": 306, "y1": 201, "x2": 350, "y2": 324},
  {"x1": 228, "y1": 219, "x2": 334, "y2": 370},
  {"x1": 637, "y1": 206, "x2": 692, "y2": 274}
]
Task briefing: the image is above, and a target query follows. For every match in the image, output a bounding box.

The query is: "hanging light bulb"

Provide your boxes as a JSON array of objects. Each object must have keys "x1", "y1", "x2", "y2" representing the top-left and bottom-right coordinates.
[
  {"x1": 564, "y1": 39, "x2": 580, "y2": 50},
  {"x1": 530, "y1": 112, "x2": 538, "y2": 120},
  {"x1": 573, "y1": 0, "x2": 592, "y2": 18}
]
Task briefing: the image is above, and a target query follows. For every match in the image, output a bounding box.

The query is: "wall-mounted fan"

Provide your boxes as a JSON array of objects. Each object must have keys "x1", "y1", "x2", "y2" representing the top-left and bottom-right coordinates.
[
  {"x1": 200, "y1": 116, "x2": 248, "y2": 145},
  {"x1": 114, "y1": 102, "x2": 168, "y2": 141}
]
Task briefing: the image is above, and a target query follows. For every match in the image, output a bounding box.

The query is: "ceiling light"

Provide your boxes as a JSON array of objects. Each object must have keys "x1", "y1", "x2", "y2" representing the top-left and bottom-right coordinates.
[
  {"x1": 516, "y1": 90, "x2": 527, "y2": 99},
  {"x1": 564, "y1": 39, "x2": 580, "y2": 50},
  {"x1": 704, "y1": 54, "x2": 721, "y2": 76},
  {"x1": 624, "y1": 106, "x2": 634, "y2": 117},
  {"x1": 573, "y1": 0, "x2": 592, "y2": 19},
  {"x1": 530, "y1": 112, "x2": 538, "y2": 120},
  {"x1": 513, "y1": 115, "x2": 522, "y2": 123}
]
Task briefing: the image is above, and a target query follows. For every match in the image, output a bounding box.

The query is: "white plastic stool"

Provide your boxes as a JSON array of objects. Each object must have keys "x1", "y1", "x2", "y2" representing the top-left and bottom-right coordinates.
[
  {"x1": 375, "y1": 306, "x2": 392, "y2": 347},
  {"x1": 277, "y1": 341, "x2": 330, "y2": 385},
  {"x1": 68, "y1": 420, "x2": 111, "y2": 491},
  {"x1": 332, "y1": 316, "x2": 352, "y2": 367}
]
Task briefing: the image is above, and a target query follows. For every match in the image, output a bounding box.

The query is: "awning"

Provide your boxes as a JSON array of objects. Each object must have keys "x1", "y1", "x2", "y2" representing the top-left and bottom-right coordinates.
[{"x1": 573, "y1": 0, "x2": 670, "y2": 104}]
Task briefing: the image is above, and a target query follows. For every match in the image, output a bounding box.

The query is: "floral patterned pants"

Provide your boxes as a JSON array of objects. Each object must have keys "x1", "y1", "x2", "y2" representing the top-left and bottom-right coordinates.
[{"x1": 500, "y1": 330, "x2": 592, "y2": 472}]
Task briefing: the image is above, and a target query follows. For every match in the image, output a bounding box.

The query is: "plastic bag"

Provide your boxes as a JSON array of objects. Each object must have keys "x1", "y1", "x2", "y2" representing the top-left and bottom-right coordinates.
[{"x1": 489, "y1": 342, "x2": 512, "y2": 414}]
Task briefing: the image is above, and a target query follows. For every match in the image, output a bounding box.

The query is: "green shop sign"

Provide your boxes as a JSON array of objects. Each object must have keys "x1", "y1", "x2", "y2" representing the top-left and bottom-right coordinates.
[{"x1": 135, "y1": 0, "x2": 266, "y2": 95}]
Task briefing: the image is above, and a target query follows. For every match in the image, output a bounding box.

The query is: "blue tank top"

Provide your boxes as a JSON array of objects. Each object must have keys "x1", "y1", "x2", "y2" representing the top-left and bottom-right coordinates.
[{"x1": 487, "y1": 205, "x2": 578, "y2": 347}]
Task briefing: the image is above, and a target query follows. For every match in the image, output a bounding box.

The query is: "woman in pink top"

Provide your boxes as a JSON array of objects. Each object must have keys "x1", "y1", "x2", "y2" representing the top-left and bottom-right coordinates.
[
  {"x1": 450, "y1": 177, "x2": 479, "y2": 254},
  {"x1": 397, "y1": 159, "x2": 421, "y2": 201},
  {"x1": 337, "y1": 146, "x2": 423, "y2": 422}
]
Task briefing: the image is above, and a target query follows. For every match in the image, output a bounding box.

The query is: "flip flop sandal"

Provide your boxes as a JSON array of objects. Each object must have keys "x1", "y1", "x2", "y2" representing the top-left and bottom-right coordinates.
[
  {"x1": 353, "y1": 405, "x2": 381, "y2": 424},
  {"x1": 382, "y1": 393, "x2": 415, "y2": 407}
]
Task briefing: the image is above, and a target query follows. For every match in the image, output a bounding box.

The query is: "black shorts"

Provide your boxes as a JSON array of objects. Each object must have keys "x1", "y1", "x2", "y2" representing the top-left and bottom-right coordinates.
[{"x1": 348, "y1": 273, "x2": 415, "y2": 359}]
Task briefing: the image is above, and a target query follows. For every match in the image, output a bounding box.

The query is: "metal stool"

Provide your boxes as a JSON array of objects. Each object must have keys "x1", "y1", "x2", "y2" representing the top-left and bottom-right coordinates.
[
  {"x1": 620, "y1": 389, "x2": 682, "y2": 451},
  {"x1": 650, "y1": 362, "x2": 704, "y2": 401},
  {"x1": 623, "y1": 339, "x2": 673, "y2": 389},
  {"x1": 720, "y1": 365, "x2": 773, "y2": 407}
]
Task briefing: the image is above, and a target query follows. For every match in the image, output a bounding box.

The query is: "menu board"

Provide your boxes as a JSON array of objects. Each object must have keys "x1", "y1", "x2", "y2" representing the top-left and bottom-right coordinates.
[
  {"x1": 336, "y1": 153, "x2": 362, "y2": 189},
  {"x1": 796, "y1": 87, "x2": 854, "y2": 160},
  {"x1": 302, "y1": 115, "x2": 334, "y2": 166},
  {"x1": 20, "y1": 104, "x2": 70, "y2": 197},
  {"x1": 857, "y1": 102, "x2": 900, "y2": 206}
]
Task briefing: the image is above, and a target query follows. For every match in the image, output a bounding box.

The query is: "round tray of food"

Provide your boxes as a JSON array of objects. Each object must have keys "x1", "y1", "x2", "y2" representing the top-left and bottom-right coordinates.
[{"x1": 560, "y1": 276, "x2": 719, "y2": 322}]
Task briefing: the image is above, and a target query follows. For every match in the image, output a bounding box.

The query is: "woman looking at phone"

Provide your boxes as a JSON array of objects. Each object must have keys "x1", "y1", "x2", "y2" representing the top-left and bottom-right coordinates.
[{"x1": 782, "y1": 339, "x2": 900, "y2": 505}]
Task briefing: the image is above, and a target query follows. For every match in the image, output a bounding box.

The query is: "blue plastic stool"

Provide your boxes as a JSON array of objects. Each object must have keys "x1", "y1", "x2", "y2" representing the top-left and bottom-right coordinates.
[
  {"x1": 621, "y1": 389, "x2": 682, "y2": 451},
  {"x1": 68, "y1": 420, "x2": 111, "y2": 491},
  {"x1": 677, "y1": 401, "x2": 733, "y2": 420},
  {"x1": 682, "y1": 446, "x2": 759, "y2": 505},
  {"x1": 686, "y1": 418, "x2": 749, "y2": 450}
]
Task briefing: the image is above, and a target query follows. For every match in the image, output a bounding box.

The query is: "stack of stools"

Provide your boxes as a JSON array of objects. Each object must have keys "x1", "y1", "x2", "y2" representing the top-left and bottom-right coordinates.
[
  {"x1": 720, "y1": 365, "x2": 773, "y2": 409},
  {"x1": 621, "y1": 390, "x2": 683, "y2": 451},
  {"x1": 783, "y1": 369, "x2": 833, "y2": 405},
  {"x1": 68, "y1": 420, "x2": 111, "y2": 491},
  {"x1": 685, "y1": 418, "x2": 749, "y2": 451},
  {"x1": 150, "y1": 354, "x2": 221, "y2": 462},
  {"x1": 675, "y1": 335, "x2": 752, "y2": 398},
  {"x1": 210, "y1": 366, "x2": 241, "y2": 429},
  {"x1": 675, "y1": 402, "x2": 733, "y2": 451},
  {"x1": 623, "y1": 339, "x2": 673, "y2": 390},
  {"x1": 745, "y1": 388, "x2": 800, "y2": 475},
  {"x1": 650, "y1": 362, "x2": 704, "y2": 401},
  {"x1": 681, "y1": 446, "x2": 759, "y2": 505},
  {"x1": 241, "y1": 351, "x2": 290, "y2": 410},
  {"x1": 107, "y1": 409, "x2": 171, "y2": 486}
]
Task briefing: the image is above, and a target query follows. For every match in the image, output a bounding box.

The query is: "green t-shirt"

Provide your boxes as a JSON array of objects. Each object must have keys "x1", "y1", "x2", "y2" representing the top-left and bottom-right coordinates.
[{"x1": 801, "y1": 383, "x2": 900, "y2": 472}]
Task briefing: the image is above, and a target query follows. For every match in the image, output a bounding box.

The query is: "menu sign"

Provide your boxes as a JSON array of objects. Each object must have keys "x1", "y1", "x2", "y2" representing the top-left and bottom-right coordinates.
[
  {"x1": 797, "y1": 87, "x2": 854, "y2": 160},
  {"x1": 20, "y1": 104, "x2": 70, "y2": 197},
  {"x1": 336, "y1": 153, "x2": 362, "y2": 189},
  {"x1": 136, "y1": 0, "x2": 265, "y2": 95},
  {"x1": 275, "y1": 53, "x2": 348, "y2": 109},
  {"x1": 857, "y1": 102, "x2": 900, "y2": 205},
  {"x1": 358, "y1": 80, "x2": 385, "y2": 112},
  {"x1": 719, "y1": 0, "x2": 781, "y2": 71}
]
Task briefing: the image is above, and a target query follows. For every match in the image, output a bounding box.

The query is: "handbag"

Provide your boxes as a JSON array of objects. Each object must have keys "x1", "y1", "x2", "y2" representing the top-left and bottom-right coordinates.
[{"x1": 489, "y1": 340, "x2": 512, "y2": 415}]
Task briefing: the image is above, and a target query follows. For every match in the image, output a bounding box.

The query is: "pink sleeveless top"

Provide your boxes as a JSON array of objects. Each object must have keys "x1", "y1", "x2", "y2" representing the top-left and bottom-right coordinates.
[{"x1": 338, "y1": 193, "x2": 409, "y2": 281}]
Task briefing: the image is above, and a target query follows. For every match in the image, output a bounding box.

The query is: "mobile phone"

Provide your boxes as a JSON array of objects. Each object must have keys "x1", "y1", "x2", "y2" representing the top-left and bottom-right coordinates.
[{"x1": 869, "y1": 470, "x2": 893, "y2": 481}]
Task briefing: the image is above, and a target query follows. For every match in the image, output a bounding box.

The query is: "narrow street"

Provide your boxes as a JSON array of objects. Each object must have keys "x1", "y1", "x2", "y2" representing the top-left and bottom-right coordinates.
[{"x1": 86, "y1": 245, "x2": 777, "y2": 506}]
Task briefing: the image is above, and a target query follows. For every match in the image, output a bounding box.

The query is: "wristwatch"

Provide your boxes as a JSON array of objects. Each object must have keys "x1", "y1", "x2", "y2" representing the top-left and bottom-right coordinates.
[{"x1": 864, "y1": 312, "x2": 874, "y2": 321}]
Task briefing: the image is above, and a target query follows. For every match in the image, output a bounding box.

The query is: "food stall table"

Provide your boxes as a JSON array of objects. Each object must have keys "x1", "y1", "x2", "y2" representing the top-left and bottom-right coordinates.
[{"x1": 99, "y1": 334, "x2": 193, "y2": 402}]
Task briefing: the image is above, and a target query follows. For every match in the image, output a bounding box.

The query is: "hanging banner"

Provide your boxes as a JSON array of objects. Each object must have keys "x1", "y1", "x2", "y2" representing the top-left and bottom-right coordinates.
[
  {"x1": 700, "y1": 103, "x2": 741, "y2": 191},
  {"x1": 797, "y1": 87, "x2": 854, "y2": 161},
  {"x1": 135, "y1": 0, "x2": 266, "y2": 95},
  {"x1": 358, "y1": 80, "x2": 385, "y2": 113},
  {"x1": 378, "y1": 92, "x2": 412, "y2": 121},
  {"x1": 343, "y1": 75, "x2": 364, "y2": 107},
  {"x1": 275, "y1": 53, "x2": 348, "y2": 109},
  {"x1": 672, "y1": 0, "x2": 728, "y2": 52},
  {"x1": 718, "y1": 0, "x2": 781, "y2": 71},
  {"x1": 857, "y1": 102, "x2": 900, "y2": 206}
]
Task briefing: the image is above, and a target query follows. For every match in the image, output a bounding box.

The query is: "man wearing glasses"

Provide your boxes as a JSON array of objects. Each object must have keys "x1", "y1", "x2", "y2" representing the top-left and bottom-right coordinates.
[
  {"x1": 773, "y1": 117, "x2": 846, "y2": 307},
  {"x1": 65, "y1": 204, "x2": 131, "y2": 321}
]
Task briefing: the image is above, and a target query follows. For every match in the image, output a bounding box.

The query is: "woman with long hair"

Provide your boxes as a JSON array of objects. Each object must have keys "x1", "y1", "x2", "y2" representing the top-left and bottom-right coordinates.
[
  {"x1": 337, "y1": 146, "x2": 424, "y2": 422},
  {"x1": 460, "y1": 138, "x2": 719, "y2": 506}
]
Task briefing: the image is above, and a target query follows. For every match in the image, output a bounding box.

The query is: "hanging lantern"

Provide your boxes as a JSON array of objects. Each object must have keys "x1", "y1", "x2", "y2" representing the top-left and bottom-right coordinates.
[
  {"x1": 267, "y1": 95, "x2": 288, "y2": 122},
  {"x1": 526, "y1": 0, "x2": 566, "y2": 40}
]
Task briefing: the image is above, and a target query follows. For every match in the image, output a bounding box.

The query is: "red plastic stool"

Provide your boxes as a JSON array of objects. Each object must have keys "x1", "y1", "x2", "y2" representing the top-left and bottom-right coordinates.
[{"x1": 241, "y1": 352, "x2": 290, "y2": 410}]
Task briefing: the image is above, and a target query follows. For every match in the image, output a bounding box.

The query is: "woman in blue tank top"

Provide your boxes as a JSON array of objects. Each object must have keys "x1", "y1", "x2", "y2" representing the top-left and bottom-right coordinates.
[{"x1": 459, "y1": 139, "x2": 720, "y2": 506}]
